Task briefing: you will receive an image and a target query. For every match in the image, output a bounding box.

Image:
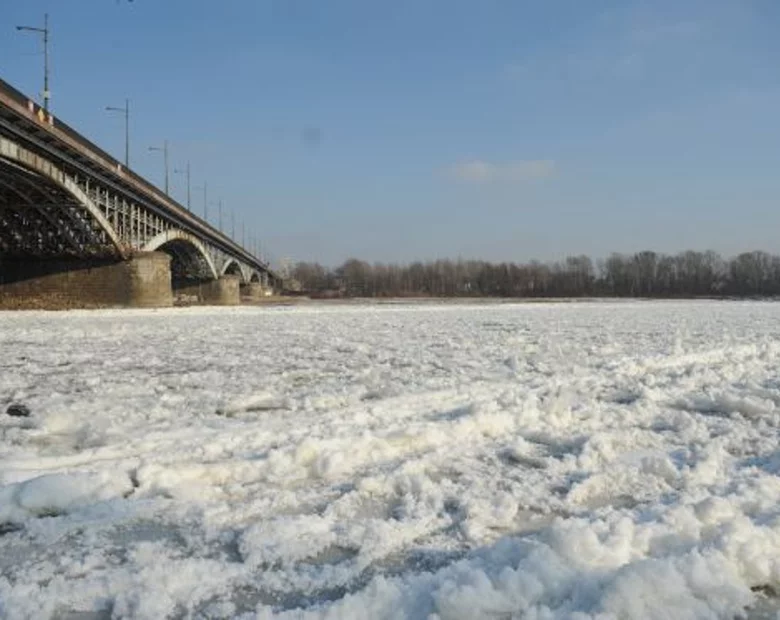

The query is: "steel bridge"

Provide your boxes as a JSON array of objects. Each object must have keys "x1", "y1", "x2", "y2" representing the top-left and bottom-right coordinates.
[{"x1": 0, "y1": 77, "x2": 280, "y2": 305}]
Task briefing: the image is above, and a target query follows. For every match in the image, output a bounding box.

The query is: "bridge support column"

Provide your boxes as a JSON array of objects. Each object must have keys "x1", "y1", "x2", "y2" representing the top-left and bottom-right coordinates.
[
  {"x1": 129, "y1": 253, "x2": 174, "y2": 307},
  {"x1": 173, "y1": 275, "x2": 240, "y2": 306},
  {"x1": 241, "y1": 282, "x2": 270, "y2": 301},
  {"x1": 0, "y1": 252, "x2": 173, "y2": 309}
]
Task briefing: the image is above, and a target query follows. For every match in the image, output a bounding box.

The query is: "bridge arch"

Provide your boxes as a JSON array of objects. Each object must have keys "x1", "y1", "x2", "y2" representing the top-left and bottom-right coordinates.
[
  {"x1": 142, "y1": 229, "x2": 219, "y2": 281},
  {"x1": 249, "y1": 271, "x2": 261, "y2": 283},
  {"x1": 220, "y1": 259, "x2": 249, "y2": 283},
  {"x1": 0, "y1": 135, "x2": 125, "y2": 257}
]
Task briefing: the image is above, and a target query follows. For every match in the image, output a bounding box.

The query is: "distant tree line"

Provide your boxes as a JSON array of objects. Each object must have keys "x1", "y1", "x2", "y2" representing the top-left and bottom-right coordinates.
[{"x1": 288, "y1": 250, "x2": 780, "y2": 298}]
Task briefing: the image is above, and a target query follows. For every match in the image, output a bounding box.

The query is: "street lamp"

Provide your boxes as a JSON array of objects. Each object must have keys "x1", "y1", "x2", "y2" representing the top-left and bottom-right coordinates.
[
  {"x1": 105, "y1": 99, "x2": 130, "y2": 167},
  {"x1": 148, "y1": 141, "x2": 169, "y2": 195},
  {"x1": 174, "y1": 162, "x2": 191, "y2": 210},
  {"x1": 16, "y1": 13, "x2": 50, "y2": 112}
]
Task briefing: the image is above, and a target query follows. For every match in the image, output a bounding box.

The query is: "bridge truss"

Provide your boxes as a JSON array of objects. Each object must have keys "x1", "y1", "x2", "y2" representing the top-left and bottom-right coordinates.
[{"x1": 0, "y1": 78, "x2": 276, "y2": 288}]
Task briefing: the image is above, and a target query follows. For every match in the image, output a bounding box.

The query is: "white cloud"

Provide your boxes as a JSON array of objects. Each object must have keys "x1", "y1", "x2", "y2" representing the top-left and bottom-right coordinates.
[{"x1": 449, "y1": 159, "x2": 556, "y2": 183}]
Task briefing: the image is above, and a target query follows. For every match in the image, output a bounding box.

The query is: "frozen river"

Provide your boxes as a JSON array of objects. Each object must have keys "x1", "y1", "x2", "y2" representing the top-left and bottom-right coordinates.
[{"x1": 2, "y1": 301, "x2": 780, "y2": 619}]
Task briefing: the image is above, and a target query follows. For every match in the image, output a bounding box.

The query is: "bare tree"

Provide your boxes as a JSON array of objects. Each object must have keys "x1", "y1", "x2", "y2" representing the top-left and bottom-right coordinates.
[{"x1": 285, "y1": 250, "x2": 780, "y2": 300}]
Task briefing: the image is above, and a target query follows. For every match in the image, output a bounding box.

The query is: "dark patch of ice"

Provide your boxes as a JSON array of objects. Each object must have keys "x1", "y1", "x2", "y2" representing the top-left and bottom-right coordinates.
[
  {"x1": 498, "y1": 448, "x2": 547, "y2": 469},
  {"x1": 0, "y1": 522, "x2": 23, "y2": 537},
  {"x1": 426, "y1": 403, "x2": 475, "y2": 423},
  {"x1": 6, "y1": 403, "x2": 30, "y2": 417},
  {"x1": 747, "y1": 585, "x2": 780, "y2": 620},
  {"x1": 53, "y1": 609, "x2": 112, "y2": 620},
  {"x1": 610, "y1": 391, "x2": 641, "y2": 405}
]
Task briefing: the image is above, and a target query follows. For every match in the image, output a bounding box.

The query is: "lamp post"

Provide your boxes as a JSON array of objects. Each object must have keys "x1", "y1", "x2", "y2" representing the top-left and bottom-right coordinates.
[
  {"x1": 105, "y1": 99, "x2": 130, "y2": 167},
  {"x1": 174, "y1": 162, "x2": 191, "y2": 210},
  {"x1": 148, "y1": 141, "x2": 169, "y2": 194},
  {"x1": 16, "y1": 13, "x2": 50, "y2": 112}
]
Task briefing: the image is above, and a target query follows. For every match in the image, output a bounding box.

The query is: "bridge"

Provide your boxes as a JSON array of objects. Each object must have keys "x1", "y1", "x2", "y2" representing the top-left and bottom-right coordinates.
[{"x1": 0, "y1": 77, "x2": 281, "y2": 308}]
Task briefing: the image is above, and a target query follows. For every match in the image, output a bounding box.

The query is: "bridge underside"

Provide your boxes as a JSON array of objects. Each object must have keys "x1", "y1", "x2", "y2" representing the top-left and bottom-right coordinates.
[
  {"x1": 0, "y1": 137, "x2": 278, "y2": 307},
  {"x1": 0, "y1": 159, "x2": 116, "y2": 258},
  {"x1": 158, "y1": 238, "x2": 215, "y2": 283},
  {"x1": 0, "y1": 166, "x2": 257, "y2": 308}
]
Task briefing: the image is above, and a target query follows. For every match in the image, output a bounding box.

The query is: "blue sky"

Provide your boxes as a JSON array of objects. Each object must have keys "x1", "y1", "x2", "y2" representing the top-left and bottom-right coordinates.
[{"x1": 3, "y1": 0, "x2": 780, "y2": 266}]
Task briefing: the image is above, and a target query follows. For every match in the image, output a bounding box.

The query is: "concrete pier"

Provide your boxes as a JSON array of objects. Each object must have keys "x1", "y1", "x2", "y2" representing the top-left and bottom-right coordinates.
[
  {"x1": 0, "y1": 252, "x2": 173, "y2": 308},
  {"x1": 173, "y1": 275, "x2": 240, "y2": 306},
  {"x1": 241, "y1": 282, "x2": 271, "y2": 301}
]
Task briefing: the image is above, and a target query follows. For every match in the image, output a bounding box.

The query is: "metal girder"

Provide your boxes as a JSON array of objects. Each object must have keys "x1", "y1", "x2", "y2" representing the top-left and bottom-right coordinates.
[
  {"x1": 0, "y1": 113, "x2": 270, "y2": 272},
  {"x1": 0, "y1": 167, "x2": 107, "y2": 256},
  {"x1": 0, "y1": 135, "x2": 125, "y2": 257},
  {"x1": 142, "y1": 229, "x2": 219, "y2": 280},
  {"x1": 0, "y1": 179, "x2": 82, "y2": 254},
  {"x1": 0, "y1": 115, "x2": 280, "y2": 285}
]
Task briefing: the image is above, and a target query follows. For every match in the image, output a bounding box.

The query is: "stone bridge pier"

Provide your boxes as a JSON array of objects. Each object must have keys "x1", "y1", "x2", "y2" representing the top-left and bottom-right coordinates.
[
  {"x1": 0, "y1": 252, "x2": 173, "y2": 308},
  {"x1": 173, "y1": 275, "x2": 241, "y2": 306},
  {"x1": 0, "y1": 253, "x2": 257, "y2": 308},
  {"x1": 0, "y1": 251, "x2": 276, "y2": 308}
]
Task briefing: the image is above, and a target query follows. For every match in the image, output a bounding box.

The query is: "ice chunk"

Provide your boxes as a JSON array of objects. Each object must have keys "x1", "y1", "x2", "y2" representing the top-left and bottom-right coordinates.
[{"x1": 0, "y1": 471, "x2": 133, "y2": 522}]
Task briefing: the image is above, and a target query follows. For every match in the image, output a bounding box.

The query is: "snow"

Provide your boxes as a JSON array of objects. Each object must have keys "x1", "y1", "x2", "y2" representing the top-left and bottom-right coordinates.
[{"x1": 1, "y1": 300, "x2": 780, "y2": 618}]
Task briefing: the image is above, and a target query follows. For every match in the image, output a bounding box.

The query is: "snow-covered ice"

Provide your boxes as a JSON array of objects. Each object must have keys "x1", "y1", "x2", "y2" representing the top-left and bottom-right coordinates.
[{"x1": 2, "y1": 300, "x2": 780, "y2": 619}]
